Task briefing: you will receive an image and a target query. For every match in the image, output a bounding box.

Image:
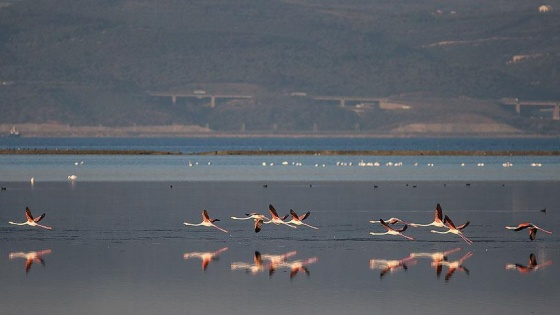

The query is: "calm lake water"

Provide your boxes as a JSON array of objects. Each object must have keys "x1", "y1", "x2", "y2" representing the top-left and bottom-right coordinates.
[{"x1": 1, "y1": 138, "x2": 559, "y2": 314}]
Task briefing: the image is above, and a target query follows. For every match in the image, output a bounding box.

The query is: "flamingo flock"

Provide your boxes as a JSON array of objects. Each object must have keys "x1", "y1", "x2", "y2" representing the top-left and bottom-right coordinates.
[{"x1": 7, "y1": 202, "x2": 553, "y2": 245}]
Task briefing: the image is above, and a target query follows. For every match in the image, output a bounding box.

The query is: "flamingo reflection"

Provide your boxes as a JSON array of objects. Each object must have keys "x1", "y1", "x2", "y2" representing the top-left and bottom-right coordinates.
[
  {"x1": 231, "y1": 251, "x2": 270, "y2": 275},
  {"x1": 183, "y1": 247, "x2": 228, "y2": 271},
  {"x1": 409, "y1": 248, "x2": 462, "y2": 275},
  {"x1": 506, "y1": 253, "x2": 553, "y2": 273},
  {"x1": 369, "y1": 256, "x2": 417, "y2": 278},
  {"x1": 431, "y1": 251, "x2": 473, "y2": 281},
  {"x1": 9, "y1": 249, "x2": 52, "y2": 274},
  {"x1": 278, "y1": 257, "x2": 318, "y2": 279}
]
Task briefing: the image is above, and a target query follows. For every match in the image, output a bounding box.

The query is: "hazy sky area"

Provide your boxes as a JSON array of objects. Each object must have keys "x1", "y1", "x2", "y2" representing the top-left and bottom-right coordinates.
[{"x1": 0, "y1": 0, "x2": 559, "y2": 135}]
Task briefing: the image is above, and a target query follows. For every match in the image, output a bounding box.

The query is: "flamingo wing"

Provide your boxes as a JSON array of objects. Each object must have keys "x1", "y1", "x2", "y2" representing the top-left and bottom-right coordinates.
[
  {"x1": 202, "y1": 210, "x2": 211, "y2": 221},
  {"x1": 299, "y1": 211, "x2": 311, "y2": 221},
  {"x1": 25, "y1": 207, "x2": 34, "y2": 221},
  {"x1": 456, "y1": 221, "x2": 470, "y2": 230},
  {"x1": 34, "y1": 213, "x2": 46, "y2": 223},
  {"x1": 529, "y1": 228, "x2": 537, "y2": 240},
  {"x1": 444, "y1": 215, "x2": 457, "y2": 230},
  {"x1": 395, "y1": 224, "x2": 408, "y2": 233},
  {"x1": 435, "y1": 204, "x2": 443, "y2": 222},
  {"x1": 269, "y1": 204, "x2": 280, "y2": 217},
  {"x1": 254, "y1": 219, "x2": 263, "y2": 233},
  {"x1": 529, "y1": 253, "x2": 537, "y2": 267}
]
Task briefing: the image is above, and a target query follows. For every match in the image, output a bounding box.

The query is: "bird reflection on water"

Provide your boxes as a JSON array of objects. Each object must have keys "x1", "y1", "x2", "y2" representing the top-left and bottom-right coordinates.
[
  {"x1": 183, "y1": 247, "x2": 228, "y2": 271},
  {"x1": 369, "y1": 255, "x2": 418, "y2": 278},
  {"x1": 231, "y1": 250, "x2": 317, "y2": 278},
  {"x1": 370, "y1": 248, "x2": 473, "y2": 281},
  {"x1": 9, "y1": 249, "x2": 52, "y2": 274},
  {"x1": 506, "y1": 253, "x2": 553, "y2": 274}
]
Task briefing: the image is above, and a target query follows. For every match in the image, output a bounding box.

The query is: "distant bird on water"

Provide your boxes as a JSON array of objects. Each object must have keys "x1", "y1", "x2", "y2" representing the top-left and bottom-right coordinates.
[
  {"x1": 183, "y1": 209, "x2": 228, "y2": 233},
  {"x1": 505, "y1": 222, "x2": 552, "y2": 240},
  {"x1": 8, "y1": 207, "x2": 52, "y2": 230}
]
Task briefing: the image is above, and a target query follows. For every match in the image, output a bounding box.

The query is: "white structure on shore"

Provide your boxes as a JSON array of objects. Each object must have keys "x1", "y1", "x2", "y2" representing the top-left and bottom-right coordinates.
[{"x1": 539, "y1": 5, "x2": 552, "y2": 13}]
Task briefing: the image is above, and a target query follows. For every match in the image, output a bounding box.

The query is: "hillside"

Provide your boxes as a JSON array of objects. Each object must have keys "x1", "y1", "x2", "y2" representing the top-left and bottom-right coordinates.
[{"x1": 1, "y1": 0, "x2": 559, "y2": 136}]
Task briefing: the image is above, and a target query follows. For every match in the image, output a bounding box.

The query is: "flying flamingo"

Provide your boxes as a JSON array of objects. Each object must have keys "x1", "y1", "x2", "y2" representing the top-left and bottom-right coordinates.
[
  {"x1": 430, "y1": 215, "x2": 472, "y2": 245},
  {"x1": 263, "y1": 204, "x2": 296, "y2": 228},
  {"x1": 183, "y1": 209, "x2": 228, "y2": 233},
  {"x1": 505, "y1": 222, "x2": 552, "y2": 240},
  {"x1": 369, "y1": 217, "x2": 417, "y2": 226},
  {"x1": 431, "y1": 251, "x2": 473, "y2": 281},
  {"x1": 286, "y1": 209, "x2": 319, "y2": 229},
  {"x1": 506, "y1": 253, "x2": 553, "y2": 273},
  {"x1": 369, "y1": 219, "x2": 414, "y2": 240},
  {"x1": 410, "y1": 203, "x2": 445, "y2": 228},
  {"x1": 8, "y1": 207, "x2": 52, "y2": 230},
  {"x1": 183, "y1": 247, "x2": 228, "y2": 271},
  {"x1": 9, "y1": 249, "x2": 52, "y2": 273},
  {"x1": 231, "y1": 212, "x2": 269, "y2": 233}
]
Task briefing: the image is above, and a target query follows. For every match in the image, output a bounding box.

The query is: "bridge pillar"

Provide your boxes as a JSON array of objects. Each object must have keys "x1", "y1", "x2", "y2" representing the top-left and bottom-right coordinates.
[
  {"x1": 172, "y1": 95, "x2": 177, "y2": 105},
  {"x1": 340, "y1": 98, "x2": 345, "y2": 107},
  {"x1": 553, "y1": 104, "x2": 560, "y2": 120},
  {"x1": 210, "y1": 96, "x2": 216, "y2": 108}
]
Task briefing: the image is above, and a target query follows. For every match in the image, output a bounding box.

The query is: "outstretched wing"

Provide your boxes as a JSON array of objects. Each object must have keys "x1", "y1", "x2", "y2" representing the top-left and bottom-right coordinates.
[
  {"x1": 435, "y1": 204, "x2": 443, "y2": 222},
  {"x1": 25, "y1": 207, "x2": 34, "y2": 221},
  {"x1": 299, "y1": 211, "x2": 311, "y2": 221},
  {"x1": 34, "y1": 213, "x2": 46, "y2": 223}
]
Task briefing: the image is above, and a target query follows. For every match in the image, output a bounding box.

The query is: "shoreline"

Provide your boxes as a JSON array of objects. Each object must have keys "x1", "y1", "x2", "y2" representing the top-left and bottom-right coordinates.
[{"x1": 1, "y1": 148, "x2": 559, "y2": 156}]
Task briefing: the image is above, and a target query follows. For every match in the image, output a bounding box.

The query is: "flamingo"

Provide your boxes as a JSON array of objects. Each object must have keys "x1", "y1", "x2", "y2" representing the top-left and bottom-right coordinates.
[
  {"x1": 183, "y1": 247, "x2": 228, "y2": 271},
  {"x1": 430, "y1": 215, "x2": 472, "y2": 245},
  {"x1": 231, "y1": 213, "x2": 270, "y2": 221},
  {"x1": 8, "y1": 207, "x2": 52, "y2": 230},
  {"x1": 231, "y1": 213, "x2": 269, "y2": 233},
  {"x1": 370, "y1": 219, "x2": 414, "y2": 240},
  {"x1": 369, "y1": 256, "x2": 417, "y2": 278},
  {"x1": 410, "y1": 203, "x2": 445, "y2": 228},
  {"x1": 263, "y1": 204, "x2": 296, "y2": 228},
  {"x1": 506, "y1": 253, "x2": 553, "y2": 273},
  {"x1": 183, "y1": 209, "x2": 228, "y2": 233},
  {"x1": 9, "y1": 249, "x2": 52, "y2": 273},
  {"x1": 369, "y1": 217, "x2": 416, "y2": 226},
  {"x1": 505, "y1": 222, "x2": 552, "y2": 240},
  {"x1": 286, "y1": 209, "x2": 319, "y2": 229},
  {"x1": 431, "y1": 251, "x2": 473, "y2": 281}
]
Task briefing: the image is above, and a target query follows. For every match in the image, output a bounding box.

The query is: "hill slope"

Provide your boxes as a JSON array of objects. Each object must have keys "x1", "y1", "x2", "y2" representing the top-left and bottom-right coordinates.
[{"x1": 1, "y1": 0, "x2": 559, "y2": 135}]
